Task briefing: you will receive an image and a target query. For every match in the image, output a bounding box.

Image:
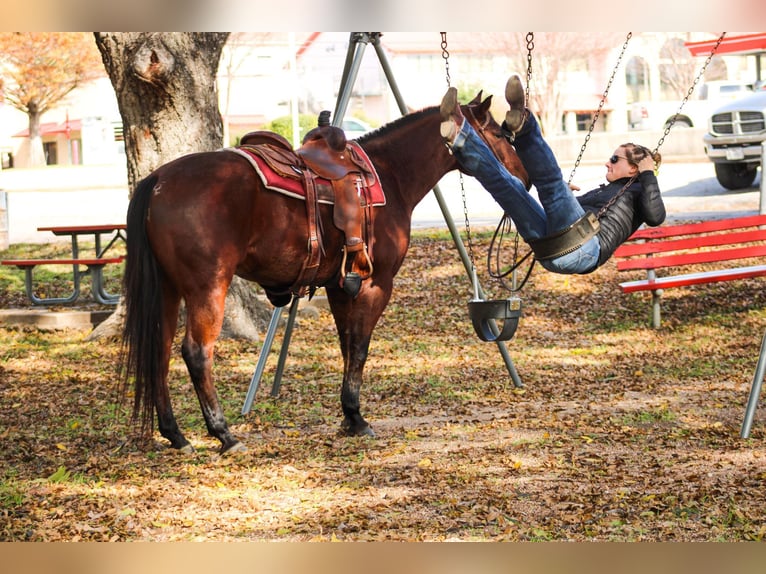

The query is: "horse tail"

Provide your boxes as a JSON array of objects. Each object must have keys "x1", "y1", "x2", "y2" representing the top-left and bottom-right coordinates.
[{"x1": 121, "y1": 174, "x2": 162, "y2": 439}]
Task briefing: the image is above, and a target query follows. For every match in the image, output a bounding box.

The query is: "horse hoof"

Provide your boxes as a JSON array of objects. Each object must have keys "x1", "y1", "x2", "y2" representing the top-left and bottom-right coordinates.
[
  {"x1": 341, "y1": 422, "x2": 376, "y2": 438},
  {"x1": 179, "y1": 443, "x2": 196, "y2": 454},
  {"x1": 221, "y1": 441, "x2": 247, "y2": 455}
]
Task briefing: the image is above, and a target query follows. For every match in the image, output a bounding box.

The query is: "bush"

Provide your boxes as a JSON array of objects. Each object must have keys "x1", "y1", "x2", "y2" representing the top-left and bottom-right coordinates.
[{"x1": 264, "y1": 114, "x2": 322, "y2": 143}]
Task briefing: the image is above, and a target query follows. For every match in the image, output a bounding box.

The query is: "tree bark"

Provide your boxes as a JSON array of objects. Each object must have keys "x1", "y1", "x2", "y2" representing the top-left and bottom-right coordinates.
[
  {"x1": 27, "y1": 105, "x2": 46, "y2": 167},
  {"x1": 94, "y1": 33, "x2": 228, "y2": 190},
  {"x1": 89, "y1": 33, "x2": 270, "y2": 341}
]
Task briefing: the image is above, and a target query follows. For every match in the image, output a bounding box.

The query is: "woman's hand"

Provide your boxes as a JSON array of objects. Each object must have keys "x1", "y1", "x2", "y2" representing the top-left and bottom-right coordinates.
[{"x1": 638, "y1": 156, "x2": 655, "y2": 173}]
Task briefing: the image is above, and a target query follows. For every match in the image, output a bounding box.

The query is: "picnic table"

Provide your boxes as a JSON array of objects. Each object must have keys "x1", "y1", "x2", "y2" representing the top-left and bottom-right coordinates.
[
  {"x1": 1, "y1": 223, "x2": 126, "y2": 305},
  {"x1": 37, "y1": 223, "x2": 127, "y2": 259}
]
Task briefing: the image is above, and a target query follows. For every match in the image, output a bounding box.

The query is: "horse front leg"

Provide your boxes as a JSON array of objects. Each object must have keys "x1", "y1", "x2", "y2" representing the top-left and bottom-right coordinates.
[
  {"x1": 182, "y1": 289, "x2": 245, "y2": 454},
  {"x1": 340, "y1": 334, "x2": 375, "y2": 437},
  {"x1": 328, "y1": 284, "x2": 390, "y2": 438}
]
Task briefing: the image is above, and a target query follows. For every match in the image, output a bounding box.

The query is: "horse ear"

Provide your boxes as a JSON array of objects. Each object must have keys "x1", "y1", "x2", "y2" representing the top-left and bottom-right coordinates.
[
  {"x1": 468, "y1": 91, "x2": 483, "y2": 105},
  {"x1": 476, "y1": 94, "x2": 493, "y2": 115}
]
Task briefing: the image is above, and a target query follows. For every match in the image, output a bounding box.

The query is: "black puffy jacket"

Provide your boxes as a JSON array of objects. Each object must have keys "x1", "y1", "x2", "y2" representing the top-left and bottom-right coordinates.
[{"x1": 576, "y1": 171, "x2": 666, "y2": 268}]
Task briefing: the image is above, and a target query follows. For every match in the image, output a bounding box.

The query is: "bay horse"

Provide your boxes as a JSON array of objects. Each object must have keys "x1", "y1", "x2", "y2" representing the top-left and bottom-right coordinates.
[{"x1": 121, "y1": 92, "x2": 529, "y2": 454}]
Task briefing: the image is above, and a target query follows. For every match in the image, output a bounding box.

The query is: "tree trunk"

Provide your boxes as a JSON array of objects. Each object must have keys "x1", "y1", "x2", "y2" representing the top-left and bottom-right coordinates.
[
  {"x1": 89, "y1": 33, "x2": 271, "y2": 341},
  {"x1": 26, "y1": 104, "x2": 46, "y2": 167},
  {"x1": 94, "y1": 33, "x2": 227, "y2": 190}
]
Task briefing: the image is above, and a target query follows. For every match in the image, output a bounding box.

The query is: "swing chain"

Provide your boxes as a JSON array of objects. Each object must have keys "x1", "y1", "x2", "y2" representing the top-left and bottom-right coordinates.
[
  {"x1": 567, "y1": 32, "x2": 633, "y2": 186},
  {"x1": 441, "y1": 32, "x2": 477, "y2": 267},
  {"x1": 524, "y1": 32, "x2": 534, "y2": 107},
  {"x1": 440, "y1": 32, "x2": 451, "y2": 88},
  {"x1": 654, "y1": 31, "x2": 726, "y2": 155},
  {"x1": 597, "y1": 32, "x2": 727, "y2": 220}
]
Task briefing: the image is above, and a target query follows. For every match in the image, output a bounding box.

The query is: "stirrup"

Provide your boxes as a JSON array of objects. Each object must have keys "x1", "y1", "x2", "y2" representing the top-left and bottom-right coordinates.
[
  {"x1": 341, "y1": 272, "x2": 362, "y2": 298},
  {"x1": 341, "y1": 243, "x2": 373, "y2": 280}
]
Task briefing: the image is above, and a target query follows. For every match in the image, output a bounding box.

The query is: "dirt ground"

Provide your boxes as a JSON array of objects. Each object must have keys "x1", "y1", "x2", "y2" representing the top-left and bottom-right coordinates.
[{"x1": 1, "y1": 229, "x2": 766, "y2": 542}]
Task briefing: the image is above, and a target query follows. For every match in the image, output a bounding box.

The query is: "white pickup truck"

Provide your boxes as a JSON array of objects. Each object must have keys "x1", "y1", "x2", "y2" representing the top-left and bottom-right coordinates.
[
  {"x1": 703, "y1": 88, "x2": 766, "y2": 189},
  {"x1": 629, "y1": 80, "x2": 753, "y2": 131}
]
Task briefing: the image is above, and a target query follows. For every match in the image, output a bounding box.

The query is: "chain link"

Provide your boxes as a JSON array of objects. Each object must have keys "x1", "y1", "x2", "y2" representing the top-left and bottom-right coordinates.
[
  {"x1": 524, "y1": 32, "x2": 534, "y2": 107},
  {"x1": 441, "y1": 33, "x2": 476, "y2": 266},
  {"x1": 567, "y1": 32, "x2": 632, "y2": 186},
  {"x1": 654, "y1": 31, "x2": 726, "y2": 154},
  {"x1": 595, "y1": 32, "x2": 726, "y2": 220},
  {"x1": 440, "y1": 32, "x2": 451, "y2": 89}
]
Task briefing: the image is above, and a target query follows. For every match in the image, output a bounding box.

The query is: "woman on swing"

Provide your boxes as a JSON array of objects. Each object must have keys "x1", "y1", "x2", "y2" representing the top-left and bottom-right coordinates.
[{"x1": 440, "y1": 74, "x2": 666, "y2": 275}]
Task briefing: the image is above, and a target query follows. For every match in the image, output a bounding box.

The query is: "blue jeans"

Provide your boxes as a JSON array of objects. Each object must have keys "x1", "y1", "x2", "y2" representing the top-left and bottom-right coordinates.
[{"x1": 451, "y1": 115, "x2": 600, "y2": 274}]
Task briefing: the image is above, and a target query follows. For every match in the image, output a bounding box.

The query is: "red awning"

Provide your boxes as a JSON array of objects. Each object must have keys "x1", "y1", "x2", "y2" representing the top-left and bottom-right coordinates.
[
  {"x1": 12, "y1": 119, "x2": 82, "y2": 138},
  {"x1": 686, "y1": 33, "x2": 766, "y2": 56}
]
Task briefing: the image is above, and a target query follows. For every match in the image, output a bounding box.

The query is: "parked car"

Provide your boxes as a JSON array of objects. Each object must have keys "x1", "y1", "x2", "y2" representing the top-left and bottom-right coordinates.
[
  {"x1": 703, "y1": 89, "x2": 766, "y2": 190},
  {"x1": 341, "y1": 117, "x2": 373, "y2": 139}
]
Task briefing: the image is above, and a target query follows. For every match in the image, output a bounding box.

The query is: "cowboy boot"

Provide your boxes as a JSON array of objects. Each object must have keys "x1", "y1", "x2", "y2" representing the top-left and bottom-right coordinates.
[
  {"x1": 439, "y1": 87, "x2": 465, "y2": 144},
  {"x1": 503, "y1": 74, "x2": 528, "y2": 140}
]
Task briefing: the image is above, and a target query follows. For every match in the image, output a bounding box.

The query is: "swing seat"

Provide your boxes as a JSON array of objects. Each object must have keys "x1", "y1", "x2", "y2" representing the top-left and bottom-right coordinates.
[{"x1": 468, "y1": 297, "x2": 522, "y2": 342}]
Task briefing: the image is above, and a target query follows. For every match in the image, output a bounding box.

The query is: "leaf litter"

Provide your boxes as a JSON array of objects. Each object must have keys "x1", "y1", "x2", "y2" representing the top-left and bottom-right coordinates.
[{"x1": 1, "y1": 229, "x2": 766, "y2": 541}]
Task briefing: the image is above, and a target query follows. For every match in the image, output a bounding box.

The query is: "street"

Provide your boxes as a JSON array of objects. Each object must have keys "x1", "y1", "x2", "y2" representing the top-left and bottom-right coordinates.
[{"x1": 1, "y1": 160, "x2": 763, "y2": 245}]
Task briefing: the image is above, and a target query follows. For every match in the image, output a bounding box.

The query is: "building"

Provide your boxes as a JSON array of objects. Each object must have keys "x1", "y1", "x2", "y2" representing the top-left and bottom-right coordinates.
[{"x1": 1, "y1": 32, "x2": 763, "y2": 169}]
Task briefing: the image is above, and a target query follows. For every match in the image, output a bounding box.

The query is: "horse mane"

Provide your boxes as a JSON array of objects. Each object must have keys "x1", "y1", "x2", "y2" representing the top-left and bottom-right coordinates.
[{"x1": 355, "y1": 106, "x2": 439, "y2": 144}]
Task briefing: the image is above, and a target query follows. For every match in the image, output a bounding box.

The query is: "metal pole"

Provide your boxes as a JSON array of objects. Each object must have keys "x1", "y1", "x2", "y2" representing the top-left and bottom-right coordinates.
[
  {"x1": 244, "y1": 32, "x2": 524, "y2": 405},
  {"x1": 760, "y1": 141, "x2": 766, "y2": 215},
  {"x1": 249, "y1": 33, "x2": 371, "y2": 410},
  {"x1": 332, "y1": 32, "x2": 371, "y2": 127},
  {"x1": 741, "y1": 327, "x2": 766, "y2": 438},
  {"x1": 241, "y1": 305, "x2": 284, "y2": 415},
  {"x1": 371, "y1": 33, "x2": 523, "y2": 388},
  {"x1": 270, "y1": 296, "x2": 301, "y2": 397}
]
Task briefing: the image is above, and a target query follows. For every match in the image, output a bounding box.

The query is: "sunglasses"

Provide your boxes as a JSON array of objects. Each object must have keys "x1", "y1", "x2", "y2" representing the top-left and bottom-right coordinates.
[{"x1": 609, "y1": 154, "x2": 627, "y2": 164}]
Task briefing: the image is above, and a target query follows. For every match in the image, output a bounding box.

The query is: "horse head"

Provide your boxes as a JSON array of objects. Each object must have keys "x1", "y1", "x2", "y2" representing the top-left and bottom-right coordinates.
[{"x1": 463, "y1": 93, "x2": 530, "y2": 190}]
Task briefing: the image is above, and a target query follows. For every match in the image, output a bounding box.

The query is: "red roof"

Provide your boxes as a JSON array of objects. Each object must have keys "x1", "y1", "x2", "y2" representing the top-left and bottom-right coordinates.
[
  {"x1": 12, "y1": 119, "x2": 82, "y2": 138},
  {"x1": 686, "y1": 33, "x2": 766, "y2": 57}
]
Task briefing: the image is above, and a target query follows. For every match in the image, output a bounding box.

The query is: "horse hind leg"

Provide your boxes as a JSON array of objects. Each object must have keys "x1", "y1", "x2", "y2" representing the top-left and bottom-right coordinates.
[
  {"x1": 154, "y1": 288, "x2": 194, "y2": 452},
  {"x1": 182, "y1": 290, "x2": 245, "y2": 454}
]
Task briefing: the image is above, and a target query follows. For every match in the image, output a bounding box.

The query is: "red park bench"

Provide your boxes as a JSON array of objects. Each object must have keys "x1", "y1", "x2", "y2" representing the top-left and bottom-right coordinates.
[{"x1": 614, "y1": 214, "x2": 766, "y2": 328}]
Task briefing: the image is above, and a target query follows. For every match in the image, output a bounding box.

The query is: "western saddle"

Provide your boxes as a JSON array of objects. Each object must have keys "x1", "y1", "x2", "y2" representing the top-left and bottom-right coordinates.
[{"x1": 239, "y1": 111, "x2": 375, "y2": 298}]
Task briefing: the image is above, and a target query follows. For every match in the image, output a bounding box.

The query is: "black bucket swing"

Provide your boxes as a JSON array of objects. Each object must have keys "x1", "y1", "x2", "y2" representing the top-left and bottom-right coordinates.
[{"x1": 467, "y1": 265, "x2": 522, "y2": 342}]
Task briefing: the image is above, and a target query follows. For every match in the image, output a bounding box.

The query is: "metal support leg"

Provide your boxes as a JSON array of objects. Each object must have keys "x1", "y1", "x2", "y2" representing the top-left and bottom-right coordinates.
[
  {"x1": 741, "y1": 327, "x2": 766, "y2": 438},
  {"x1": 270, "y1": 296, "x2": 301, "y2": 397},
  {"x1": 241, "y1": 305, "x2": 285, "y2": 415},
  {"x1": 431, "y1": 181, "x2": 523, "y2": 388}
]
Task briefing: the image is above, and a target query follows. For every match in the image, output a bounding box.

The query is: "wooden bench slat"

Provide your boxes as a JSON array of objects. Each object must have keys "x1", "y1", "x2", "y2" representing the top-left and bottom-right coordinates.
[
  {"x1": 617, "y1": 244, "x2": 766, "y2": 271},
  {"x1": 614, "y1": 229, "x2": 766, "y2": 258},
  {"x1": 619, "y1": 264, "x2": 766, "y2": 293},
  {"x1": 624, "y1": 214, "x2": 766, "y2": 241},
  {"x1": 37, "y1": 224, "x2": 127, "y2": 234}
]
